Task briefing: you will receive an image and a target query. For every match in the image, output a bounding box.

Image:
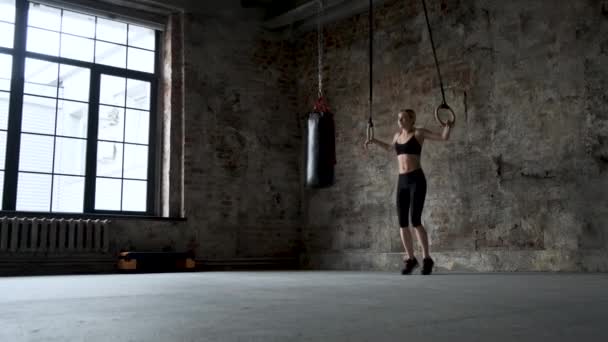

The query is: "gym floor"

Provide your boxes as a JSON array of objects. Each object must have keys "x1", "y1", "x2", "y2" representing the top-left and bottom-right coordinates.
[{"x1": 1, "y1": 271, "x2": 607, "y2": 341}]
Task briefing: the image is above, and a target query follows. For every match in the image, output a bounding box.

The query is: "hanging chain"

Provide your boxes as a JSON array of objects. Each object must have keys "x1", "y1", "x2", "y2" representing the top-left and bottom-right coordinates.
[
  {"x1": 317, "y1": 0, "x2": 324, "y2": 99},
  {"x1": 317, "y1": 0, "x2": 324, "y2": 98}
]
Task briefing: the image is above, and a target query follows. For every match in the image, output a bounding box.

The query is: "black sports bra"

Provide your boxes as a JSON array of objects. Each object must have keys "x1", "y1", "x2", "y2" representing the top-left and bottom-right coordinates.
[{"x1": 395, "y1": 135, "x2": 422, "y2": 155}]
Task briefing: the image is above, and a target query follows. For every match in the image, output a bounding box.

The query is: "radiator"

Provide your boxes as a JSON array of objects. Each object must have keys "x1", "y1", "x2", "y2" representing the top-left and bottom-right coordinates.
[{"x1": 0, "y1": 217, "x2": 110, "y2": 253}]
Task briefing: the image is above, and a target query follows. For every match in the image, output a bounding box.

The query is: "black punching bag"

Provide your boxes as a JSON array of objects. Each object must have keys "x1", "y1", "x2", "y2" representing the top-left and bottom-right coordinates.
[
  {"x1": 306, "y1": 112, "x2": 321, "y2": 187},
  {"x1": 306, "y1": 98, "x2": 335, "y2": 188}
]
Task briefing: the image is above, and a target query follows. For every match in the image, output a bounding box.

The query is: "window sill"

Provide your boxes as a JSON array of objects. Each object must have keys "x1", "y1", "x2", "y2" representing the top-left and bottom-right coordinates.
[{"x1": 0, "y1": 211, "x2": 187, "y2": 222}]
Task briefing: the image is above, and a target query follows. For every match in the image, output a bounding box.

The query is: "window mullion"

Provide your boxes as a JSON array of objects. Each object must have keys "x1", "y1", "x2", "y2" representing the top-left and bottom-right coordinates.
[
  {"x1": 147, "y1": 77, "x2": 157, "y2": 215},
  {"x1": 3, "y1": 0, "x2": 29, "y2": 210},
  {"x1": 83, "y1": 69, "x2": 100, "y2": 213},
  {"x1": 147, "y1": 30, "x2": 161, "y2": 215}
]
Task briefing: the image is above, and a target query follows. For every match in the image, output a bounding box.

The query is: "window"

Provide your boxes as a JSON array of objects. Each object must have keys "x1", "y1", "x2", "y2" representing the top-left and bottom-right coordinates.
[{"x1": 0, "y1": 0, "x2": 159, "y2": 214}]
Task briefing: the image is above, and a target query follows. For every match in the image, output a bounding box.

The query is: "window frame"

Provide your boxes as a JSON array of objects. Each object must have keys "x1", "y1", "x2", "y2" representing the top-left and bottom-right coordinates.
[{"x1": 0, "y1": 0, "x2": 160, "y2": 216}]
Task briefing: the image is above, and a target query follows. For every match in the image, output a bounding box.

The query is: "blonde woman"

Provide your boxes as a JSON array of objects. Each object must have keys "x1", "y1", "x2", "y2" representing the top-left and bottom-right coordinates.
[{"x1": 365, "y1": 109, "x2": 452, "y2": 275}]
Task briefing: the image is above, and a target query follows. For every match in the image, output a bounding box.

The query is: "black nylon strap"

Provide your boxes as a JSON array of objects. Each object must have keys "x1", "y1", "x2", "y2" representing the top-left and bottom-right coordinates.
[
  {"x1": 421, "y1": 0, "x2": 447, "y2": 105},
  {"x1": 368, "y1": 0, "x2": 373, "y2": 127}
]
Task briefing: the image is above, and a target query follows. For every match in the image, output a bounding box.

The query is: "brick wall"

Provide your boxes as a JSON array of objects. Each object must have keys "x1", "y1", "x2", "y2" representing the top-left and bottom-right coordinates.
[
  {"x1": 67, "y1": 0, "x2": 608, "y2": 272},
  {"x1": 110, "y1": 1, "x2": 302, "y2": 262},
  {"x1": 297, "y1": 0, "x2": 608, "y2": 271}
]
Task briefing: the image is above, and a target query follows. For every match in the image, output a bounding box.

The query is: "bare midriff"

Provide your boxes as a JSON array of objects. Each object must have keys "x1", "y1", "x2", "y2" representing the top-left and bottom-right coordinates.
[{"x1": 397, "y1": 154, "x2": 421, "y2": 174}]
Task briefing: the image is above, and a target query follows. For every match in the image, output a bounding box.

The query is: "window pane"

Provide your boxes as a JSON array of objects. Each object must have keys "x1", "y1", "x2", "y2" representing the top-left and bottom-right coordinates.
[
  {"x1": 0, "y1": 22, "x2": 14, "y2": 48},
  {"x1": 19, "y1": 133, "x2": 53, "y2": 173},
  {"x1": 97, "y1": 141, "x2": 122, "y2": 177},
  {"x1": 125, "y1": 109, "x2": 148, "y2": 144},
  {"x1": 0, "y1": 91, "x2": 9, "y2": 129},
  {"x1": 21, "y1": 95, "x2": 56, "y2": 135},
  {"x1": 127, "y1": 47, "x2": 154, "y2": 73},
  {"x1": 60, "y1": 34, "x2": 94, "y2": 62},
  {"x1": 56, "y1": 100, "x2": 88, "y2": 138},
  {"x1": 96, "y1": 18, "x2": 126, "y2": 44},
  {"x1": 54, "y1": 137, "x2": 86, "y2": 175},
  {"x1": 28, "y1": 3, "x2": 61, "y2": 31},
  {"x1": 0, "y1": 0, "x2": 15, "y2": 23},
  {"x1": 128, "y1": 24, "x2": 154, "y2": 50},
  {"x1": 17, "y1": 172, "x2": 51, "y2": 211},
  {"x1": 58, "y1": 64, "x2": 90, "y2": 102},
  {"x1": 98, "y1": 105, "x2": 124, "y2": 141},
  {"x1": 123, "y1": 144, "x2": 147, "y2": 180},
  {"x1": 95, "y1": 177, "x2": 121, "y2": 210},
  {"x1": 100, "y1": 75, "x2": 125, "y2": 106},
  {"x1": 122, "y1": 180, "x2": 146, "y2": 211},
  {"x1": 0, "y1": 54, "x2": 11, "y2": 91},
  {"x1": 24, "y1": 58, "x2": 58, "y2": 97},
  {"x1": 61, "y1": 11, "x2": 94, "y2": 38},
  {"x1": 0, "y1": 130, "x2": 6, "y2": 169},
  {"x1": 26, "y1": 27, "x2": 60, "y2": 56},
  {"x1": 52, "y1": 175, "x2": 84, "y2": 213},
  {"x1": 126, "y1": 79, "x2": 150, "y2": 110},
  {"x1": 95, "y1": 41, "x2": 126, "y2": 68}
]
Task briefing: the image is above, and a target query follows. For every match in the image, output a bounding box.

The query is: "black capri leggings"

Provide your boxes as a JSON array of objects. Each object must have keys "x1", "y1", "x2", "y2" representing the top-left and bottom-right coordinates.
[{"x1": 396, "y1": 168, "x2": 427, "y2": 227}]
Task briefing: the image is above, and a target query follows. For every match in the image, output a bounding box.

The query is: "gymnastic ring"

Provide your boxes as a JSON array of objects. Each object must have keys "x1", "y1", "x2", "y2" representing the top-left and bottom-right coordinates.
[{"x1": 435, "y1": 103, "x2": 456, "y2": 127}]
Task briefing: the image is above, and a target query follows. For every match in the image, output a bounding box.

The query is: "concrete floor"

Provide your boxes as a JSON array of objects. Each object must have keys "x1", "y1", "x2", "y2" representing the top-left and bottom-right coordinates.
[{"x1": 1, "y1": 271, "x2": 607, "y2": 342}]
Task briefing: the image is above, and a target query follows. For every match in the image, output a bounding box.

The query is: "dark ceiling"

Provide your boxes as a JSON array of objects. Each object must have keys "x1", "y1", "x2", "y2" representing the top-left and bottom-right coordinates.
[
  {"x1": 240, "y1": 0, "x2": 390, "y2": 34},
  {"x1": 240, "y1": 0, "x2": 299, "y2": 18}
]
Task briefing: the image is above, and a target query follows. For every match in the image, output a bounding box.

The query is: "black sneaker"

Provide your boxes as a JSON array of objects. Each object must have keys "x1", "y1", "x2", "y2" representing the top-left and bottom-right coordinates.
[
  {"x1": 401, "y1": 258, "x2": 419, "y2": 275},
  {"x1": 421, "y1": 257, "x2": 434, "y2": 275}
]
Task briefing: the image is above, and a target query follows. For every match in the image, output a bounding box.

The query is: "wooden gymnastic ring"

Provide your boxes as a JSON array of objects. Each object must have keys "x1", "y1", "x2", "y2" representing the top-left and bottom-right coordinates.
[{"x1": 435, "y1": 103, "x2": 456, "y2": 127}]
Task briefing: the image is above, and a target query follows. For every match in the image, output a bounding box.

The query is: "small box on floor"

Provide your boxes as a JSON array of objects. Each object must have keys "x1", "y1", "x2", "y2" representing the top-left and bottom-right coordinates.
[{"x1": 117, "y1": 251, "x2": 196, "y2": 272}]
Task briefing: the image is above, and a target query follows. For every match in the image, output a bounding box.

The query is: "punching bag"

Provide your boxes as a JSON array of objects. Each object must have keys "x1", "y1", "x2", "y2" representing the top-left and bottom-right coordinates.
[{"x1": 306, "y1": 97, "x2": 335, "y2": 188}]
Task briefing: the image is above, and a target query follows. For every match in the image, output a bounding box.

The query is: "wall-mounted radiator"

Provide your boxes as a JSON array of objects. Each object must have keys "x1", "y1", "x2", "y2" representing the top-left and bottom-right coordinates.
[{"x1": 0, "y1": 217, "x2": 110, "y2": 253}]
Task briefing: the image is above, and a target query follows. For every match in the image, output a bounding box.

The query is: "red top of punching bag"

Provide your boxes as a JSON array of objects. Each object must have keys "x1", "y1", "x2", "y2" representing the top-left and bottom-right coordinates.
[{"x1": 313, "y1": 96, "x2": 331, "y2": 113}]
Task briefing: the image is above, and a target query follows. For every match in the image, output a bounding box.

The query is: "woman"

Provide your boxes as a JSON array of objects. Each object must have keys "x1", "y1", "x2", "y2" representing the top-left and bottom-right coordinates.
[{"x1": 364, "y1": 109, "x2": 452, "y2": 275}]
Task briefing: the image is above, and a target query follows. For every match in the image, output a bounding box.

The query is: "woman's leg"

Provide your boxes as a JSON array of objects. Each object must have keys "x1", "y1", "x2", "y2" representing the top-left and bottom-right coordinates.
[
  {"x1": 411, "y1": 173, "x2": 434, "y2": 274},
  {"x1": 413, "y1": 225, "x2": 430, "y2": 259},
  {"x1": 397, "y1": 180, "x2": 414, "y2": 260},
  {"x1": 400, "y1": 227, "x2": 415, "y2": 260},
  {"x1": 411, "y1": 173, "x2": 429, "y2": 258}
]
